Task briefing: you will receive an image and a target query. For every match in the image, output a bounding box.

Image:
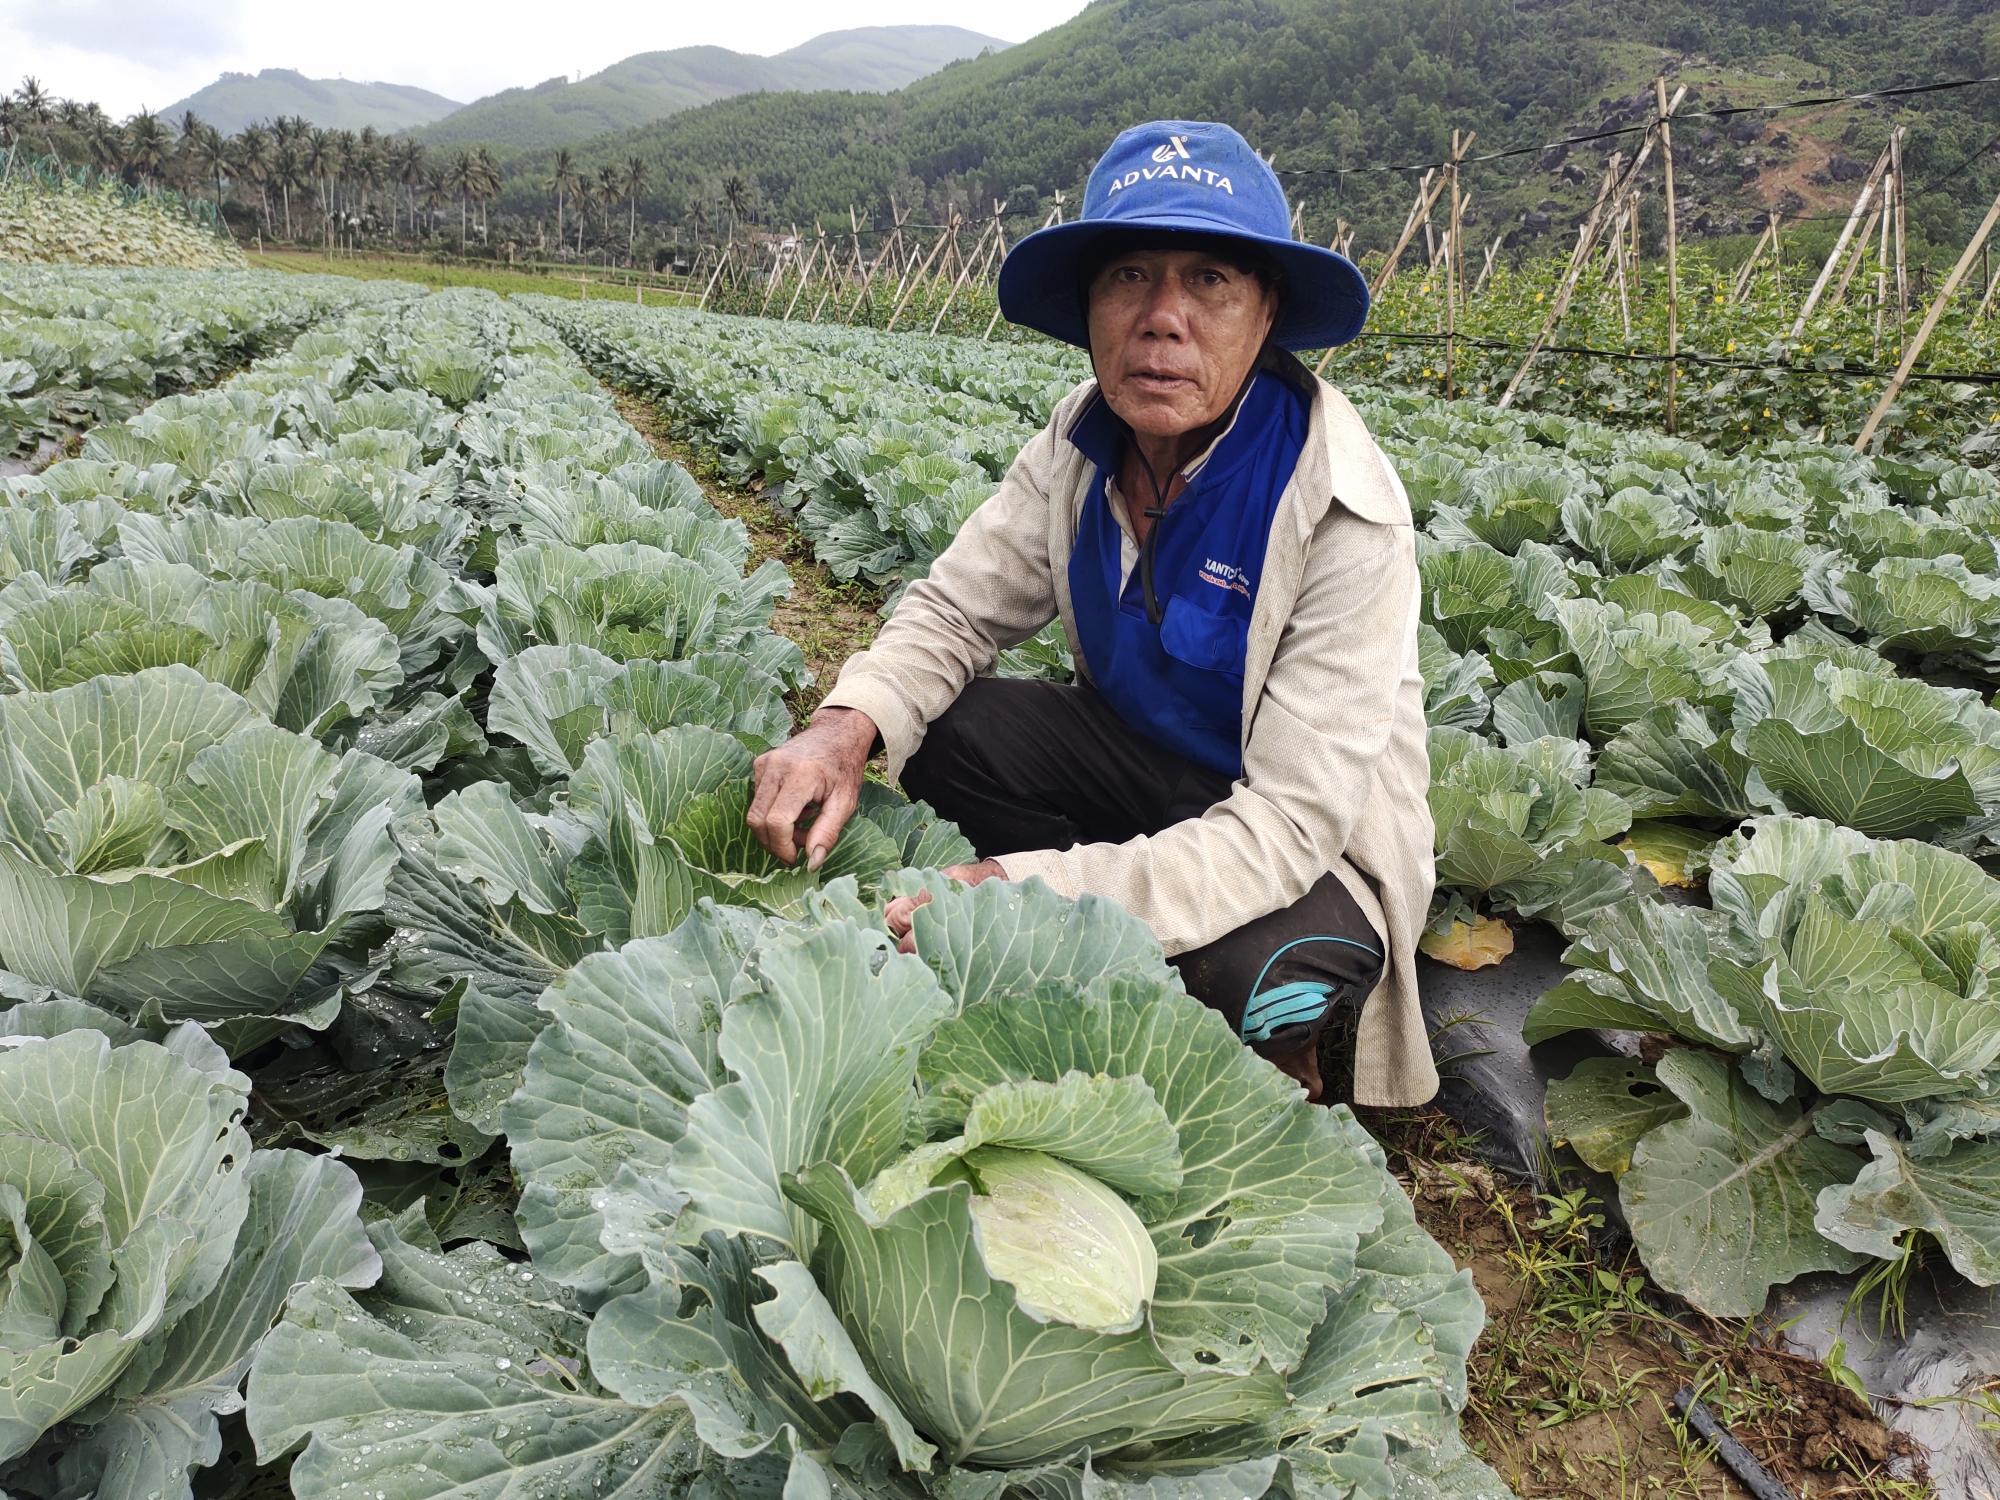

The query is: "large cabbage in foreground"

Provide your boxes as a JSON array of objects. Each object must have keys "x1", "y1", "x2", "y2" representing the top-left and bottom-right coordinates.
[
  {"x1": 0, "y1": 1024, "x2": 375, "y2": 1500},
  {"x1": 247, "y1": 879, "x2": 1507, "y2": 1500}
]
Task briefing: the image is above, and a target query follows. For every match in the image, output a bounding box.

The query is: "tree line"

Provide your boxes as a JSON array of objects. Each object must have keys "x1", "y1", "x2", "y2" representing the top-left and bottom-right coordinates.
[{"x1": 4, "y1": 77, "x2": 535, "y2": 254}]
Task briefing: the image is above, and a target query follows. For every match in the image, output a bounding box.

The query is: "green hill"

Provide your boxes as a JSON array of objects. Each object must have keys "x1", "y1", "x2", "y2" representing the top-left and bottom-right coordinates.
[
  {"x1": 417, "y1": 26, "x2": 1011, "y2": 149},
  {"x1": 482, "y1": 0, "x2": 2000, "y2": 262},
  {"x1": 159, "y1": 70, "x2": 460, "y2": 134}
]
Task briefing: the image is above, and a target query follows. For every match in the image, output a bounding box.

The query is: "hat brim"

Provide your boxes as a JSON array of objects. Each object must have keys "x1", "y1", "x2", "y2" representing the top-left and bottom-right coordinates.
[{"x1": 996, "y1": 216, "x2": 1369, "y2": 353}]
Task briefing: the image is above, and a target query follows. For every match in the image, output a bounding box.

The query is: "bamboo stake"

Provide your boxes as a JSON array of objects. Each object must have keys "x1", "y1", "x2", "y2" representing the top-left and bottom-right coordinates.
[
  {"x1": 1789, "y1": 136, "x2": 1895, "y2": 336},
  {"x1": 1873, "y1": 173, "x2": 1894, "y2": 364},
  {"x1": 811, "y1": 211, "x2": 859, "y2": 323},
  {"x1": 844, "y1": 200, "x2": 908, "y2": 323},
  {"x1": 1829, "y1": 203, "x2": 1882, "y2": 309},
  {"x1": 1316, "y1": 139, "x2": 1471, "y2": 376},
  {"x1": 1655, "y1": 77, "x2": 1682, "y2": 436},
  {"x1": 1892, "y1": 130, "x2": 1909, "y2": 352},
  {"x1": 1429, "y1": 192, "x2": 1471, "y2": 271},
  {"x1": 1975, "y1": 263, "x2": 2000, "y2": 323},
  {"x1": 782, "y1": 227, "x2": 827, "y2": 320},
  {"x1": 1473, "y1": 235, "x2": 1502, "y2": 296},
  {"x1": 1731, "y1": 214, "x2": 1777, "y2": 303},
  {"x1": 1444, "y1": 136, "x2": 1463, "y2": 398},
  {"x1": 1377, "y1": 168, "x2": 1446, "y2": 293},
  {"x1": 1854, "y1": 183, "x2": 2000, "y2": 450},
  {"x1": 886, "y1": 215, "x2": 954, "y2": 331},
  {"x1": 931, "y1": 207, "x2": 1002, "y2": 335},
  {"x1": 757, "y1": 236, "x2": 791, "y2": 316},
  {"x1": 697, "y1": 243, "x2": 730, "y2": 309},
  {"x1": 1495, "y1": 124, "x2": 1669, "y2": 409},
  {"x1": 1612, "y1": 202, "x2": 1633, "y2": 338}
]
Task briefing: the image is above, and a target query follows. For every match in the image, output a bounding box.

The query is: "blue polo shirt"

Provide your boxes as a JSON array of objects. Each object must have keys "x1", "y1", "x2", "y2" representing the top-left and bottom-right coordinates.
[{"x1": 1065, "y1": 369, "x2": 1310, "y2": 779}]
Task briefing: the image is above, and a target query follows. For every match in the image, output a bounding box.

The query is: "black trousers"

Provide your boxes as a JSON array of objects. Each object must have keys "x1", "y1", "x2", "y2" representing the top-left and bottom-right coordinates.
[{"x1": 900, "y1": 676, "x2": 1384, "y2": 1061}]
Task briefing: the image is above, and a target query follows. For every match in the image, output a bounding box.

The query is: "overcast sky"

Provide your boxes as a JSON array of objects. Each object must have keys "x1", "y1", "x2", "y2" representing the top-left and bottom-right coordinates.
[{"x1": 1, "y1": 0, "x2": 1094, "y2": 118}]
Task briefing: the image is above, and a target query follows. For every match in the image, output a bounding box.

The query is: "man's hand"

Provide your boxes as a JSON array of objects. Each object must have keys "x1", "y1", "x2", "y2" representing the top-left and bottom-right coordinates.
[
  {"x1": 748, "y1": 707, "x2": 878, "y2": 870},
  {"x1": 884, "y1": 859, "x2": 1008, "y2": 953}
]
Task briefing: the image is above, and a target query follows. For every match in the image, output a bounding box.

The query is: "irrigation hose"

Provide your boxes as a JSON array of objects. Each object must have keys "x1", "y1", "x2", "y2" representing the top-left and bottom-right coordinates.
[{"x1": 1672, "y1": 1386, "x2": 1798, "y2": 1500}]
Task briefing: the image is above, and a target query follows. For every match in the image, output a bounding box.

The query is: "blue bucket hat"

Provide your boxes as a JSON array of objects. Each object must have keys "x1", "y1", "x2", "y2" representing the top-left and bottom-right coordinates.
[{"x1": 997, "y1": 119, "x2": 1368, "y2": 352}]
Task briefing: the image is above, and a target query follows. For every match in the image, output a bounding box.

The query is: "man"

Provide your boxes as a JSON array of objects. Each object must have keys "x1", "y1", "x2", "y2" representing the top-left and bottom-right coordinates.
[{"x1": 746, "y1": 120, "x2": 1436, "y2": 1107}]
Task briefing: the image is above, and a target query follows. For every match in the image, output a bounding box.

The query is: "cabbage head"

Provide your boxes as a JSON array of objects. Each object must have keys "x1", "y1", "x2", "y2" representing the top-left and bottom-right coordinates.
[
  {"x1": 0, "y1": 1024, "x2": 376, "y2": 1500},
  {"x1": 0, "y1": 665, "x2": 421, "y2": 1050},
  {"x1": 247, "y1": 880, "x2": 1504, "y2": 1500}
]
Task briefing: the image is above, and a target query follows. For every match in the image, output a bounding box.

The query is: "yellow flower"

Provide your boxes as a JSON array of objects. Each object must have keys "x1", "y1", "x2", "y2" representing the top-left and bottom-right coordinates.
[
  {"x1": 1763, "y1": 408, "x2": 1773, "y2": 417},
  {"x1": 1726, "y1": 341, "x2": 1736, "y2": 353}
]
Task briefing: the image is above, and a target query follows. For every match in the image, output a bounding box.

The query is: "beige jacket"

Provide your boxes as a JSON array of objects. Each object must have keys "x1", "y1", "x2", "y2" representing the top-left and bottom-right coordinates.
[{"x1": 824, "y1": 366, "x2": 1438, "y2": 1107}]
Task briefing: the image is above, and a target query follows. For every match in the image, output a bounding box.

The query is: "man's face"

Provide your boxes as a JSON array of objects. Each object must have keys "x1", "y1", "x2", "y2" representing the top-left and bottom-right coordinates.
[{"x1": 1086, "y1": 247, "x2": 1279, "y2": 441}]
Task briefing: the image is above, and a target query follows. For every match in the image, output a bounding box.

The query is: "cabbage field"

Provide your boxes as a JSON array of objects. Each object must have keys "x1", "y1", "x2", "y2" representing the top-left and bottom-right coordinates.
[
  {"x1": 532, "y1": 301, "x2": 2000, "y2": 1330},
  {"x1": 0, "y1": 282, "x2": 1502, "y2": 1500},
  {"x1": 0, "y1": 265, "x2": 423, "y2": 461},
  {"x1": 8, "y1": 256, "x2": 1998, "y2": 1494}
]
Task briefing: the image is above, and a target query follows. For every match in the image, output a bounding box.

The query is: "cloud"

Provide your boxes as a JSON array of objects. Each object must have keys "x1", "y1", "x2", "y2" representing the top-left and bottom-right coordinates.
[{"x1": 12, "y1": 0, "x2": 245, "y2": 66}]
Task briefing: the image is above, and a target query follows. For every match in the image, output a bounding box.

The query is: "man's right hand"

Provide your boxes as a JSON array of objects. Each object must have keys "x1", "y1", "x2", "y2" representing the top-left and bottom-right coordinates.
[{"x1": 748, "y1": 706, "x2": 879, "y2": 870}]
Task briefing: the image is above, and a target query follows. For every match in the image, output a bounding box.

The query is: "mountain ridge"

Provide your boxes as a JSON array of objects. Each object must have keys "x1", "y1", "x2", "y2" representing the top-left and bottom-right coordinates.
[
  {"x1": 475, "y1": 0, "x2": 1998, "y2": 271},
  {"x1": 415, "y1": 26, "x2": 1012, "y2": 149},
  {"x1": 158, "y1": 69, "x2": 461, "y2": 134}
]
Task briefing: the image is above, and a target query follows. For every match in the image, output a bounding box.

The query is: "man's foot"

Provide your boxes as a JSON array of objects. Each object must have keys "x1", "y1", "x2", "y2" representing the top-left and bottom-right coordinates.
[{"x1": 1266, "y1": 1039, "x2": 1323, "y2": 1102}]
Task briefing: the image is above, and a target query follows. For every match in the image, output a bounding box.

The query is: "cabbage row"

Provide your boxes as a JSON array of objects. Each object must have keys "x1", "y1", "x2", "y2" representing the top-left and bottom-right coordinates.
[
  {"x1": 528, "y1": 299, "x2": 2000, "y2": 1322},
  {"x1": 1363, "y1": 397, "x2": 2000, "y2": 1315},
  {"x1": 526, "y1": 299, "x2": 1088, "y2": 593},
  {"x1": 0, "y1": 284, "x2": 830, "y2": 1497},
  {"x1": 0, "y1": 265, "x2": 413, "y2": 460}
]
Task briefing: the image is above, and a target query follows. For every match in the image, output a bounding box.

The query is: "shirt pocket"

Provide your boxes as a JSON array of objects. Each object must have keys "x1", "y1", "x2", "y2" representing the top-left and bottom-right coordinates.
[{"x1": 1160, "y1": 593, "x2": 1251, "y2": 674}]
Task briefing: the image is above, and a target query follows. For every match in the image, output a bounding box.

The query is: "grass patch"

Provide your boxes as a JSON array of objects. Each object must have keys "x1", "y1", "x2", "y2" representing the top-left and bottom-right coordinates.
[{"x1": 246, "y1": 249, "x2": 700, "y2": 304}]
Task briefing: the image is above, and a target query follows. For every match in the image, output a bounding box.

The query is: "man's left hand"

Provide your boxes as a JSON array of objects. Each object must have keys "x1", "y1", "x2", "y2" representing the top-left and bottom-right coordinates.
[{"x1": 884, "y1": 859, "x2": 1008, "y2": 953}]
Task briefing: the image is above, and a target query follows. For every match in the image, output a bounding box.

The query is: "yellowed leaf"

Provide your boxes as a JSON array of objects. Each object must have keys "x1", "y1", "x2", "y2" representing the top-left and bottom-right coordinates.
[
  {"x1": 1617, "y1": 819, "x2": 1716, "y2": 890},
  {"x1": 1418, "y1": 914, "x2": 1514, "y2": 970}
]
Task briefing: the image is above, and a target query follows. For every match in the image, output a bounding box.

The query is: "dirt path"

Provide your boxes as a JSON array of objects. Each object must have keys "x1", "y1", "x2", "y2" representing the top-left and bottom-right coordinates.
[
  {"x1": 1360, "y1": 1105, "x2": 1926, "y2": 1499},
  {"x1": 614, "y1": 391, "x2": 883, "y2": 725}
]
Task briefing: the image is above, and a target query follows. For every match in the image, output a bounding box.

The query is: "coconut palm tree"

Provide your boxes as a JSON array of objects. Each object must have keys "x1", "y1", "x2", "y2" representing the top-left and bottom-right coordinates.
[
  {"x1": 303, "y1": 129, "x2": 334, "y2": 242},
  {"x1": 61, "y1": 102, "x2": 120, "y2": 178},
  {"x1": 595, "y1": 163, "x2": 620, "y2": 248},
  {"x1": 273, "y1": 139, "x2": 307, "y2": 239},
  {"x1": 623, "y1": 153, "x2": 649, "y2": 251},
  {"x1": 387, "y1": 138, "x2": 425, "y2": 236},
  {"x1": 14, "y1": 78, "x2": 57, "y2": 160},
  {"x1": 122, "y1": 111, "x2": 171, "y2": 193},
  {"x1": 185, "y1": 123, "x2": 230, "y2": 211},
  {"x1": 548, "y1": 147, "x2": 578, "y2": 251},
  {"x1": 446, "y1": 149, "x2": 477, "y2": 250},
  {"x1": 721, "y1": 172, "x2": 751, "y2": 234},
  {"x1": 571, "y1": 174, "x2": 594, "y2": 255},
  {"x1": 232, "y1": 124, "x2": 274, "y2": 233},
  {"x1": 423, "y1": 162, "x2": 449, "y2": 236},
  {"x1": 472, "y1": 146, "x2": 500, "y2": 242}
]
